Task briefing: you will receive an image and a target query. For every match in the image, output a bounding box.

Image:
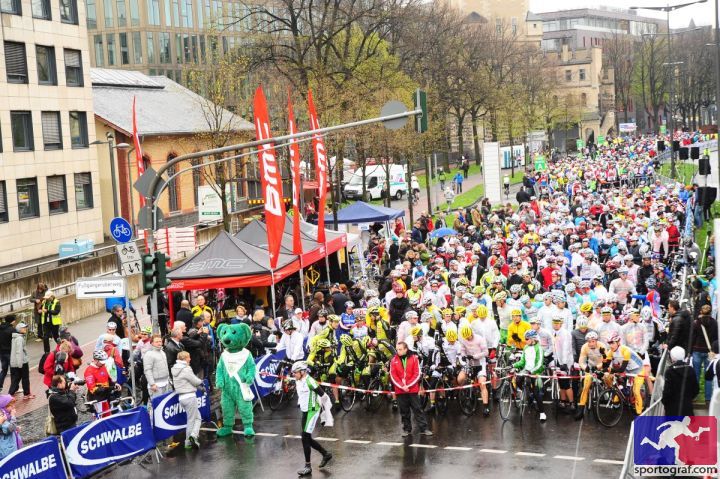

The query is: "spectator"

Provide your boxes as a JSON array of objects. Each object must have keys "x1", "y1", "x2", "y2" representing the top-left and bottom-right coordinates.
[
  {"x1": 95, "y1": 322, "x2": 121, "y2": 350},
  {"x1": 278, "y1": 295, "x2": 296, "y2": 322},
  {"x1": 47, "y1": 375, "x2": 78, "y2": 434},
  {"x1": 662, "y1": 346, "x2": 699, "y2": 416},
  {"x1": 176, "y1": 300, "x2": 194, "y2": 330},
  {"x1": 666, "y1": 300, "x2": 693, "y2": 354},
  {"x1": 31, "y1": 283, "x2": 48, "y2": 343},
  {"x1": 454, "y1": 171, "x2": 463, "y2": 193},
  {"x1": 191, "y1": 295, "x2": 214, "y2": 326},
  {"x1": 134, "y1": 327, "x2": 153, "y2": 358},
  {"x1": 692, "y1": 304, "x2": 717, "y2": 404},
  {"x1": 144, "y1": 334, "x2": 171, "y2": 399},
  {"x1": 40, "y1": 290, "x2": 62, "y2": 354},
  {"x1": 444, "y1": 187, "x2": 455, "y2": 212},
  {"x1": 331, "y1": 285, "x2": 350, "y2": 315},
  {"x1": 107, "y1": 304, "x2": 128, "y2": 340},
  {"x1": 182, "y1": 326, "x2": 208, "y2": 378},
  {"x1": 389, "y1": 342, "x2": 431, "y2": 437},
  {"x1": 165, "y1": 328, "x2": 185, "y2": 370},
  {"x1": 42, "y1": 341, "x2": 75, "y2": 389},
  {"x1": 58, "y1": 327, "x2": 83, "y2": 369},
  {"x1": 0, "y1": 395, "x2": 20, "y2": 459},
  {"x1": 0, "y1": 315, "x2": 14, "y2": 392},
  {"x1": 231, "y1": 305, "x2": 250, "y2": 325},
  {"x1": 8, "y1": 322, "x2": 34, "y2": 399},
  {"x1": 705, "y1": 341, "x2": 720, "y2": 396},
  {"x1": 308, "y1": 293, "x2": 326, "y2": 323},
  {"x1": 171, "y1": 351, "x2": 204, "y2": 449}
]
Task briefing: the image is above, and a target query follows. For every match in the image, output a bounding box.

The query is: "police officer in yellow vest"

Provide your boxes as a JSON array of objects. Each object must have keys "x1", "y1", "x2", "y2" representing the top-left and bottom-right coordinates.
[{"x1": 40, "y1": 290, "x2": 62, "y2": 353}]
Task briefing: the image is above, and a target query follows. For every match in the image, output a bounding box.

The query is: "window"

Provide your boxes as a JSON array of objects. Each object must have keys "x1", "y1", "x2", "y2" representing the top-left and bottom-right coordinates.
[
  {"x1": 47, "y1": 176, "x2": 68, "y2": 214},
  {"x1": 41, "y1": 111, "x2": 62, "y2": 150},
  {"x1": 60, "y1": 0, "x2": 78, "y2": 23},
  {"x1": 116, "y1": 0, "x2": 126, "y2": 25},
  {"x1": 199, "y1": 35, "x2": 205, "y2": 63},
  {"x1": 11, "y1": 111, "x2": 34, "y2": 151},
  {"x1": 147, "y1": 32, "x2": 156, "y2": 63},
  {"x1": 159, "y1": 33, "x2": 170, "y2": 63},
  {"x1": 184, "y1": 0, "x2": 192, "y2": 27},
  {"x1": 69, "y1": 111, "x2": 88, "y2": 148},
  {"x1": 163, "y1": 0, "x2": 171, "y2": 25},
  {"x1": 94, "y1": 35, "x2": 104, "y2": 66},
  {"x1": 131, "y1": 32, "x2": 143, "y2": 63},
  {"x1": 106, "y1": 33, "x2": 116, "y2": 66},
  {"x1": 511, "y1": 17, "x2": 517, "y2": 35},
  {"x1": 64, "y1": 49, "x2": 83, "y2": 86},
  {"x1": 579, "y1": 69, "x2": 586, "y2": 81},
  {"x1": 167, "y1": 162, "x2": 179, "y2": 211},
  {"x1": 119, "y1": 33, "x2": 130, "y2": 64},
  {"x1": 0, "y1": 0, "x2": 21, "y2": 15},
  {"x1": 581, "y1": 93, "x2": 587, "y2": 106},
  {"x1": 74, "y1": 173, "x2": 93, "y2": 209},
  {"x1": 104, "y1": 0, "x2": 113, "y2": 26},
  {"x1": 196, "y1": 0, "x2": 202, "y2": 27},
  {"x1": 183, "y1": 34, "x2": 190, "y2": 62},
  {"x1": 36, "y1": 45, "x2": 57, "y2": 85},
  {"x1": 86, "y1": 0, "x2": 96, "y2": 27},
  {"x1": 0, "y1": 181, "x2": 7, "y2": 223},
  {"x1": 129, "y1": 0, "x2": 139, "y2": 25},
  {"x1": 5, "y1": 42, "x2": 28, "y2": 84},
  {"x1": 172, "y1": 0, "x2": 179, "y2": 26},
  {"x1": 191, "y1": 35, "x2": 198, "y2": 63},
  {"x1": 16, "y1": 178, "x2": 39, "y2": 219},
  {"x1": 32, "y1": 0, "x2": 50, "y2": 19},
  {"x1": 175, "y1": 34, "x2": 183, "y2": 63},
  {"x1": 495, "y1": 18, "x2": 502, "y2": 34},
  {"x1": 565, "y1": 69, "x2": 572, "y2": 82},
  {"x1": 148, "y1": 0, "x2": 160, "y2": 25}
]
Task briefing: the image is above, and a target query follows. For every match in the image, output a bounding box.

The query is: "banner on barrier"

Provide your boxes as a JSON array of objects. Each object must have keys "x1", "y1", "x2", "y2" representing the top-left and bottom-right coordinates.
[
  {"x1": 151, "y1": 381, "x2": 211, "y2": 441},
  {"x1": 61, "y1": 407, "x2": 156, "y2": 479},
  {"x1": 0, "y1": 437, "x2": 67, "y2": 479},
  {"x1": 253, "y1": 349, "x2": 288, "y2": 398}
]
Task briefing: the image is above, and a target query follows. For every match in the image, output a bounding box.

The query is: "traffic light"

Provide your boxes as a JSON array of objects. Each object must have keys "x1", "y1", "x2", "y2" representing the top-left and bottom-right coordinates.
[
  {"x1": 142, "y1": 253, "x2": 158, "y2": 295},
  {"x1": 414, "y1": 89, "x2": 428, "y2": 133},
  {"x1": 155, "y1": 252, "x2": 171, "y2": 289}
]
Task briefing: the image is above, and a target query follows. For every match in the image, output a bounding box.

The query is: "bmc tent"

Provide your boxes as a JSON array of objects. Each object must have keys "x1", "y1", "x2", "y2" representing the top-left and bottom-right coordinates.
[{"x1": 317, "y1": 201, "x2": 404, "y2": 225}]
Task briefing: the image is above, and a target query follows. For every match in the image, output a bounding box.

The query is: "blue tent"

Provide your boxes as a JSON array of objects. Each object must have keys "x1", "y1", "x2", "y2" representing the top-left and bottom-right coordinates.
[{"x1": 317, "y1": 201, "x2": 405, "y2": 224}]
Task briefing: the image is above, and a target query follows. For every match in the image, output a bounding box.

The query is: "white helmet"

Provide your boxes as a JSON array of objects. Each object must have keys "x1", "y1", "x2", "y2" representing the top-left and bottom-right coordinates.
[{"x1": 291, "y1": 361, "x2": 309, "y2": 373}]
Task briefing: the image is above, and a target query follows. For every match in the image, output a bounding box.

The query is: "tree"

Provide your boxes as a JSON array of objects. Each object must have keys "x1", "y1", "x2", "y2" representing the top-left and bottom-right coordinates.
[
  {"x1": 633, "y1": 35, "x2": 668, "y2": 133},
  {"x1": 672, "y1": 28, "x2": 715, "y2": 130},
  {"x1": 605, "y1": 32, "x2": 635, "y2": 130}
]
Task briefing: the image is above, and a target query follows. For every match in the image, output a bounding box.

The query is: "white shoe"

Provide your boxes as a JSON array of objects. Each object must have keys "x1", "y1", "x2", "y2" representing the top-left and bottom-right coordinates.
[{"x1": 539, "y1": 412, "x2": 547, "y2": 422}]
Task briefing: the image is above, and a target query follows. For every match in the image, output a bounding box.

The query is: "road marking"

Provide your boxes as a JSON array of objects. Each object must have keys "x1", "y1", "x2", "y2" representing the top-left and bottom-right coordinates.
[
  {"x1": 376, "y1": 442, "x2": 403, "y2": 446},
  {"x1": 445, "y1": 446, "x2": 473, "y2": 451},
  {"x1": 254, "y1": 432, "x2": 279, "y2": 437},
  {"x1": 315, "y1": 437, "x2": 339, "y2": 442},
  {"x1": 479, "y1": 449, "x2": 508, "y2": 454},
  {"x1": 344, "y1": 440, "x2": 372, "y2": 444},
  {"x1": 515, "y1": 452, "x2": 546, "y2": 457},
  {"x1": 594, "y1": 459, "x2": 624, "y2": 465},
  {"x1": 409, "y1": 444, "x2": 437, "y2": 449},
  {"x1": 554, "y1": 455, "x2": 585, "y2": 461},
  {"x1": 284, "y1": 435, "x2": 302, "y2": 439}
]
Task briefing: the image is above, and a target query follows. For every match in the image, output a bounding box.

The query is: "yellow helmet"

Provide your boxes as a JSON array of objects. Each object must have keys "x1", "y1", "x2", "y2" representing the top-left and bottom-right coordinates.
[
  {"x1": 455, "y1": 306, "x2": 466, "y2": 316},
  {"x1": 476, "y1": 305, "x2": 488, "y2": 318},
  {"x1": 494, "y1": 291, "x2": 507, "y2": 301},
  {"x1": 460, "y1": 325, "x2": 473, "y2": 340},
  {"x1": 410, "y1": 326, "x2": 423, "y2": 337},
  {"x1": 317, "y1": 339, "x2": 332, "y2": 349},
  {"x1": 367, "y1": 306, "x2": 380, "y2": 315},
  {"x1": 511, "y1": 308, "x2": 523, "y2": 316},
  {"x1": 580, "y1": 303, "x2": 593, "y2": 313},
  {"x1": 442, "y1": 308, "x2": 453, "y2": 316},
  {"x1": 446, "y1": 329, "x2": 458, "y2": 342},
  {"x1": 360, "y1": 336, "x2": 371, "y2": 348},
  {"x1": 340, "y1": 334, "x2": 354, "y2": 347},
  {"x1": 328, "y1": 314, "x2": 341, "y2": 323}
]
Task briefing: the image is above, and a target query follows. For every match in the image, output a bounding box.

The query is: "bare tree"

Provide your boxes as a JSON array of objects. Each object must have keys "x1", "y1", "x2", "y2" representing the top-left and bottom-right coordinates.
[
  {"x1": 633, "y1": 35, "x2": 668, "y2": 133},
  {"x1": 605, "y1": 31, "x2": 635, "y2": 130}
]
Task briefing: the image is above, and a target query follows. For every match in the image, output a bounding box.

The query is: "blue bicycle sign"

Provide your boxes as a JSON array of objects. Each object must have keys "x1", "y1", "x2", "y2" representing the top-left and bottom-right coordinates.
[{"x1": 110, "y1": 217, "x2": 133, "y2": 243}]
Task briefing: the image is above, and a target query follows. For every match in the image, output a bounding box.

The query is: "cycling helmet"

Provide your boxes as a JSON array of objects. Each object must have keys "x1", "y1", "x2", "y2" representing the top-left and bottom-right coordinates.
[
  {"x1": 519, "y1": 294, "x2": 530, "y2": 304},
  {"x1": 446, "y1": 329, "x2": 458, "y2": 342},
  {"x1": 410, "y1": 326, "x2": 423, "y2": 337},
  {"x1": 283, "y1": 320, "x2": 296, "y2": 331},
  {"x1": 524, "y1": 330, "x2": 539, "y2": 341},
  {"x1": 551, "y1": 314, "x2": 564, "y2": 323},
  {"x1": 607, "y1": 332, "x2": 622, "y2": 344},
  {"x1": 528, "y1": 317, "x2": 541, "y2": 324},
  {"x1": 420, "y1": 311, "x2": 434, "y2": 323},
  {"x1": 93, "y1": 349, "x2": 108, "y2": 361},
  {"x1": 601, "y1": 306, "x2": 613, "y2": 314},
  {"x1": 462, "y1": 292, "x2": 475, "y2": 302},
  {"x1": 317, "y1": 309, "x2": 329, "y2": 318},
  {"x1": 422, "y1": 296, "x2": 434, "y2": 305},
  {"x1": 511, "y1": 308, "x2": 523, "y2": 316},
  {"x1": 580, "y1": 303, "x2": 593, "y2": 313},
  {"x1": 509, "y1": 284, "x2": 522, "y2": 294},
  {"x1": 576, "y1": 317, "x2": 589, "y2": 329},
  {"x1": 645, "y1": 277, "x2": 657, "y2": 289},
  {"x1": 493, "y1": 291, "x2": 507, "y2": 301},
  {"x1": 291, "y1": 361, "x2": 309, "y2": 373},
  {"x1": 366, "y1": 298, "x2": 381, "y2": 309},
  {"x1": 585, "y1": 331, "x2": 599, "y2": 341},
  {"x1": 455, "y1": 306, "x2": 466, "y2": 316},
  {"x1": 367, "y1": 306, "x2": 380, "y2": 315},
  {"x1": 565, "y1": 283, "x2": 576, "y2": 292},
  {"x1": 477, "y1": 305, "x2": 488, "y2": 318},
  {"x1": 472, "y1": 285, "x2": 484, "y2": 294},
  {"x1": 640, "y1": 306, "x2": 652, "y2": 320},
  {"x1": 365, "y1": 289, "x2": 379, "y2": 299},
  {"x1": 340, "y1": 335, "x2": 354, "y2": 347},
  {"x1": 317, "y1": 339, "x2": 332, "y2": 349},
  {"x1": 344, "y1": 301, "x2": 355, "y2": 309},
  {"x1": 409, "y1": 297, "x2": 420, "y2": 306},
  {"x1": 405, "y1": 310, "x2": 419, "y2": 320},
  {"x1": 442, "y1": 308, "x2": 453, "y2": 316},
  {"x1": 141, "y1": 326, "x2": 152, "y2": 334},
  {"x1": 553, "y1": 292, "x2": 566, "y2": 303},
  {"x1": 329, "y1": 315, "x2": 342, "y2": 325},
  {"x1": 460, "y1": 325, "x2": 474, "y2": 340}
]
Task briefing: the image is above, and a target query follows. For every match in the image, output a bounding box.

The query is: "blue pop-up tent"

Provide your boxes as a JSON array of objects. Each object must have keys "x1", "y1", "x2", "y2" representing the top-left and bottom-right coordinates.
[{"x1": 317, "y1": 201, "x2": 405, "y2": 224}]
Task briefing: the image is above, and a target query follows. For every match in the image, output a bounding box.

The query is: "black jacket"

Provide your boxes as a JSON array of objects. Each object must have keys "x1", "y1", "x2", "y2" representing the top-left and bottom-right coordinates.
[
  {"x1": 164, "y1": 338, "x2": 184, "y2": 369},
  {"x1": 667, "y1": 310, "x2": 693, "y2": 353},
  {"x1": 388, "y1": 297, "x2": 410, "y2": 325},
  {"x1": 331, "y1": 292, "x2": 350, "y2": 316},
  {"x1": 48, "y1": 388, "x2": 78, "y2": 433},
  {"x1": 692, "y1": 316, "x2": 718, "y2": 353},
  {"x1": 175, "y1": 308, "x2": 194, "y2": 328},
  {"x1": 0, "y1": 322, "x2": 14, "y2": 354},
  {"x1": 662, "y1": 361, "x2": 699, "y2": 416},
  {"x1": 182, "y1": 333, "x2": 209, "y2": 374},
  {"x1": 107, "y1": 315, "x2": 125, "y2": 339}
]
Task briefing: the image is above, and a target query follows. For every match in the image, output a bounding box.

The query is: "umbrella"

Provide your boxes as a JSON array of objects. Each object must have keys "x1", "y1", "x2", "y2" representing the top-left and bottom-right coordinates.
[{"x1": 429, "y1": 227, "x2": 457, "y2": 238}]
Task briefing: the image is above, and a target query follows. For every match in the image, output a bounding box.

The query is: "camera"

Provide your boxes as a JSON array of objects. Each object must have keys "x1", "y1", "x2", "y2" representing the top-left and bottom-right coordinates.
[{"x1": 65, "y1": 372, "x2": 86, "y2": 387}]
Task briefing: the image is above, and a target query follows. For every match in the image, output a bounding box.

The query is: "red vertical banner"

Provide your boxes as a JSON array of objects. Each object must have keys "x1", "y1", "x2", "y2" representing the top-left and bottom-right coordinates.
[
  {"x1": 307, "y1": 90, "x2": 327, "y2": 244},
  {"x1": 132, "y1": 96, "x2": 145, "y2": 207},
  {"x1": 287, "y1": 92, "x2": 303, "y2": 256},
  {"x1": 253, "y1": 86, "x2": 286, "y2": 269}
]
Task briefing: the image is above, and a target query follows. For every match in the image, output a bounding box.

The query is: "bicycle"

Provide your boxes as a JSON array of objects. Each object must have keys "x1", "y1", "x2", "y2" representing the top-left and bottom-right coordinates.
[
  {"x1": 364, "y1": 364, "x2": 391, "y2": 413},
  {"x1": 268, "y1": 360, "x2": 296, "y2": 411},
  {"x1": 85, "y1": 394, "x2": 136, "y2": 420},
  {"x1": 595, "y1": 373, "x2": 648, "y2": 428},
  {"x1": 498, "y1": 369, "x2": 528, "y2": 422},
  {"x1": 457, "y1": 362, "x2": 479, "y2": 417},
  {"x1": 576, "y1": 370, "x2": 605, "y2": 422}
]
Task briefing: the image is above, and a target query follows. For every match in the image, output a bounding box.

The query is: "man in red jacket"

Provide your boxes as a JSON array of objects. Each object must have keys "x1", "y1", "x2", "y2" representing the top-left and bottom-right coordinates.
[{"x1": 390, "y1": 342, "x2": 432, "y2": 438}]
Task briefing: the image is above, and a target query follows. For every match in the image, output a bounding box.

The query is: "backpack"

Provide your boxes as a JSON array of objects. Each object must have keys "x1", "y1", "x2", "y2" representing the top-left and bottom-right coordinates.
[{"x1": 38, "y1": 351, "x2": 50, "y2": 374}]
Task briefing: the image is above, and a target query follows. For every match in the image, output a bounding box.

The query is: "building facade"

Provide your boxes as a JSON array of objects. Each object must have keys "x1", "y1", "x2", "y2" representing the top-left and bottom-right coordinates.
[{"x1": 0, "y1": 0, "x2": 103, "y2": 267}]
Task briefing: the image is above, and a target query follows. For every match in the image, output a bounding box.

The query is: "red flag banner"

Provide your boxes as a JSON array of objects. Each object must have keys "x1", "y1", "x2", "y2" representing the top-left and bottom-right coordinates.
[
  {"x1": 253, "y1": 86, "x2": 286, "y2": 269},
  {"x1": 307, "y1": 90, "x2": 327, "y2": 244},
  {"x1": 132, "y1": 97, "x2": 145, "y2": 206},
  {"x1": 287, "y1": 93, "x2": 303, "y2": 256}
]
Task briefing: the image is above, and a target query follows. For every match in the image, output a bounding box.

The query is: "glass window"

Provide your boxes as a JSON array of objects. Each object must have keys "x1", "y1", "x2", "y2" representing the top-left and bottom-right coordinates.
[
  {"x1": 107, "y1": 33, "x2": 116, "y2": 65},
  {"x1": 191, "y1": 35, "x2": 198, "y2": 63},
  {"x1": 5, "y1": 42, "x2": 28, "y2": 84},
  {"x1": 119, "y1": 33, "x2": 129, "y2": 64},
  {"x1": 60, "y1": 0, "x2": 78, "y2": 23},
  {"x1": 86, "y1": 0, "x2": 96, "y2": 27},
  {"x1": 0, "y1": 181, "x2": 8, "y2": 223},
  {"x1": 36, "y1": 45, "x2": 57, "y2": 85},
  {"x1": 185, "y1": 0, "x2": 192, "y2": 27},
  {"x1": 0, "y1": 0, "x2": 21, "y2": 15},
  {"x1": 74, "y1": 173, "x2": 93, "y2": 210},
  {"x1": 16, "y1": 178, "x2": 39, "y2": 219},
  {"x1": 94, "y1": 35, "x2": 104, "y2": 66},
  {"x1": 32, "y1": 0, "x2": 50, "y2": 19},
  {"x1": 116, "y1": 0, "x2": 126, "y2": 26},
  {"x1": 64, "y1": 49, "x2": 83, "y2": 86},
  {"x1": 172, "y1": 0, "x2": 179, "y2": 26},
  {"x1": 69, "y1": 111, "x2": 88, "y2": 148},
  {"x1": 565, "y1": 69, "x2": 572, "y2": 82},
  {"x1": 167, "y1": 162, "x2": 179, "y2": 211},
  {"x1": 579, "y1": 69, "x2": 586, "y2": 81},
  {"x1": 175, "y1": 34, "x2": 183, "y2": 63},
  {"x1": 147, "y1": 0, "x2": 159, "y2": 24},
  {"x1": 104, "y1": 0, "x2": 113, "y2": 26},
  {"x1": 129, "y1": 0, "x2": 139, "y2": 24},
  {"x1": 159, "y1": 32, "x2": 170, "y2": 63},
  {"x1": 132, "y1": 31, "x2": 142, "y2": 63},
  {"x1": 47, "y1": 176, "x2": 68, "y2": 214},
  {"x1": 199, "y1": 35, "x2": 205, "y2": 63},
  {"x1": 163, "y1": 0, "x2": 171, "y2": 25},
  {"x1": 41, "y1": 111, "x2": 62, "y2": 150},
  {"x1": 147, "y1": 32, "x2": 156, "y2": 63},
  {"x1": 11, "y1": 111, "x2": 34, "y2": 151},
  {"x1": 197, "y1": 0, "x2": 203, "y2": 28}
]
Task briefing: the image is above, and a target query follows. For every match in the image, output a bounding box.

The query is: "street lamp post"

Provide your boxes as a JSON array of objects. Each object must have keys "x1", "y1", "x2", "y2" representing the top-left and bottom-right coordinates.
[{"x1": 90, "y1": 133, "x2": 120, "y2": 218}]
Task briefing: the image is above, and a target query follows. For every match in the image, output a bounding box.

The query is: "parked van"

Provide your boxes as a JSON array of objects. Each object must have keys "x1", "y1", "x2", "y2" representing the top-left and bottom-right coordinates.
[{"x1": 343, "y1": 164, "x2": 410, "y2": 201}]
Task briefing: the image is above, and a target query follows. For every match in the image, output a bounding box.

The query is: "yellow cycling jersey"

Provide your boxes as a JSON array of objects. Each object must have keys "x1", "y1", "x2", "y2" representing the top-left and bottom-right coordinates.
[
  {"x1": 507, "y1": 321, "x2": 531, "y2": 349},
  {"x1": 605, "y1": 345, "x2": 644, "y2": 373}
]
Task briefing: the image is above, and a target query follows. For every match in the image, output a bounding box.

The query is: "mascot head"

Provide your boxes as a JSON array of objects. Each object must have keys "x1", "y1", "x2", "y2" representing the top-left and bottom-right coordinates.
[{"x1": 216, "y1": 322, "x2": 252, "y2": 353}]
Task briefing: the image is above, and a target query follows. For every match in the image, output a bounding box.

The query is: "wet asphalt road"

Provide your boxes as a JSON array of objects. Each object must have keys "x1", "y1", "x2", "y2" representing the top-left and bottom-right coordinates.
[{"x1": 101, "y1": 399, "x2": 630, "y2": 479}]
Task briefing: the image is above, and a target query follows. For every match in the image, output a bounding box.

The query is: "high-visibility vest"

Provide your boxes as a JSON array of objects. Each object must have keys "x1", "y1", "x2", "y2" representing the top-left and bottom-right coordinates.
[{"x1": 41, "y1": 299, "x2": 62, "y2": 326}]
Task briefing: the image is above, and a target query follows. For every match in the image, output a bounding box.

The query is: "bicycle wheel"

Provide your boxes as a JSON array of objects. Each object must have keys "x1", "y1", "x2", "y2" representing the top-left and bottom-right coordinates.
[
  {"x1": 595, "y1": 388, "x2": 624, "y2": 428},
  {"x1": 459, "y1": 384, "x2": 478, "y2": 416},
  {"x1": 517, "y1": 381, "x2": 528, "y2": 423},
  {"x1": 498, "y1": 380, "x2": 513, "y2": 421},
  {"x1": 340, "y1": 378, "x2": 357, "y2": 412},
  {"x1": 365, "y1": 379, "x2": 385, "y2": 412},
  {"x1": 419, "y1": 377, "x2": 432, "y2": 410},
  {"x1": 268, "y1": 382, "x2": 286, "y2": 411},
  {"x1": 435, "y1": 379, "x2": 450, "y2": 416}
]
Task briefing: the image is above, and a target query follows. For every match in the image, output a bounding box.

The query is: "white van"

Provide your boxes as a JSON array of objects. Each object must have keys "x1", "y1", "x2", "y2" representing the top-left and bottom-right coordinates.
[{"x1": 343, "y1": 164, "x2": 409, "y2": 201}]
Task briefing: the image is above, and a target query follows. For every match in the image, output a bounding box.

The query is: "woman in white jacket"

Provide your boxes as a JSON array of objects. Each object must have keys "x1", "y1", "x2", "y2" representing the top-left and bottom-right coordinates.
[{"x1": 171, "y1": 351, "x2": 204, "y2": 449}]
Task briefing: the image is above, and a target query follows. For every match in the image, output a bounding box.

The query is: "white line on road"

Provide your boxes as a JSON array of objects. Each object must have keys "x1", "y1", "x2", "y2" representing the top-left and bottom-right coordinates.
[
  {"x1": 344, "y1": 440, "x2": 372, "y2": 444},
  {"x1": 444, "y1": 446, "x2": 473, "y2": 451},
  {"x1": 554, "y1": 455, "x2": 585, "y2": 461},
  {"x1": 254, "y1": 432, "x2": 279, "y2": 437},
  {"x1": 515, "y1": 452, "x2": 546, "y2": 457},
  {"x1": 375, "y1": 442, "x2": 403, "y2": 446},
  {"x1": 409, "y1": 444, "x2": 437, "y2": 449},
  {"x1": 593, "y1": 459, "x2": 624, "y2": 465},
  {"x1": 284, "y1": 435, "x2": 302, "y2": 439},
  {"x1": 315, "y1": 437, "x2": 339, "y2": 442},
  {"x1": 479, "y1": 449, "x2": 508, "y2": 454}
]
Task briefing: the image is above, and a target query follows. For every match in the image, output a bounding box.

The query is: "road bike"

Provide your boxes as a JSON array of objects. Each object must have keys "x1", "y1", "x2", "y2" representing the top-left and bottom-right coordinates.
[
  {"x1": 268, "y1": 360, "x2": 296, "y2": 411},
  {"x1": 457, "y1": 361, "x2": 479, "y2": 417},
  {"x1": 498, "y1": 370, "x2": 528, "y2": 422},
  {"x1": 85, "y1": 393, "x2": 136, "y2": 420},
  {"x1": 595, "y1": 374, "x2": 648, "y2": 428},
  {"x1": 364, "y1": 365, "x2": 392, "y2": 413}
]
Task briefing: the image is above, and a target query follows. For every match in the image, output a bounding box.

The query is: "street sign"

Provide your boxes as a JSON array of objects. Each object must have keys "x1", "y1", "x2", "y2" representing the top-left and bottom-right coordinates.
[
  {"x1": 116, "y1": 243, "x2": 142, "y2": 276},
  {"x1": 660, "y1": 125, "x2": 667, "y2": 135},
  {"x1": 534, "y1": 155, "x2": 547, "y2": 171},
  {"x1": 138, "y1": 205, "x2": 165, "y2": 230},
  {"x1": 619, "y1": 122, "x2": 637, "y2": 133},
  {"x1": 380, "y1": 100, "x2": 408, "y2": 131},
  {"x1": 109, "y1": 217, "x2": 133, "y2": 243},
  {"x1": 133, "y1": 166, "x2": 167, "y2": 199},
  {"x1": 198, "y1": 185, "x2": 222, "y2": 222},
  {"x1": 576, "y1": 139, "x2": 584, "y2": 150},
  {"x1": 598, "y1": 135, "x2": 605, "y2": 146},
  {"x1": 76, "y1": 277, "x2": 126, "y2": 299}
]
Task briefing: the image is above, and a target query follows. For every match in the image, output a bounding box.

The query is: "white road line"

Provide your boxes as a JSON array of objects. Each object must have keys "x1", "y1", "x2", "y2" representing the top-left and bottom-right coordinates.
[
  {"x1": 254, "y1": 432, "x2": 279, "y2": 437},
  {"x1": 445, "y1": 446, "x2": 473, "y2": 451},
  {"x1": 409, "y1": 444, "x2": 437, "y2": 449},
  {"x1": 593, "y1": 459, "x2": 624, "y2": 465},
  {"x1": 376, "y1": 442, "x2": 403, "y2": 446},
  {"x1": 554, "y1": 455, "x2": 585, "y2": 461},
  {"x1": 284, "y1": 435, "x2": 302, "y2": 439},
  {"x1": 479, "y1": 449, "x2": 508, "y2": 454},
  {"x1": 515, "y1": 452, "x2": 546, "y2": 457},
  {"x1": 344, "y1": 440, "x2": 372, "y2": 444},
  {"x1": 315, "y1": 437, "x2": 339, "y2": 442}
]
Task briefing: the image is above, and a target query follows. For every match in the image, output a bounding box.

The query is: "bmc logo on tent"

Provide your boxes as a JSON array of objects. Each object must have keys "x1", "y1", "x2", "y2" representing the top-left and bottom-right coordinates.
[{"x1": 633, "y1": 416, "x2": 717, "y2": 476}]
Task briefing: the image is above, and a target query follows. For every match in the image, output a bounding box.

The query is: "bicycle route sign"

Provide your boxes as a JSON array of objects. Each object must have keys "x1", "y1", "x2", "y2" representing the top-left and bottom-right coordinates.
[
  {"x1": 76, "y1": 277, "x2": 127, "y2": 299},
  {"x1": 116, "y1": 243, "x2": 142, "y2": 276},
  {"x1": 110, "y1": 217, "x2": 133, "y2": 243}
]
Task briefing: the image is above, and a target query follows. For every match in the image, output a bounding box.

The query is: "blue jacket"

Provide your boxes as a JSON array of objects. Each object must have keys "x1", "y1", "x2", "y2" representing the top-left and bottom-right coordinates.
[{"x1": 0, "y1": 415, "x2": 19, "y2": 459}]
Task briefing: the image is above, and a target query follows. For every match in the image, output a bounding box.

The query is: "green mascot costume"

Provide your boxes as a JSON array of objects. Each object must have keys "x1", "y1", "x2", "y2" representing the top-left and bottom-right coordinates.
[{"x1": 215, "y1": 323, "x2": 256, "y2": 437}]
